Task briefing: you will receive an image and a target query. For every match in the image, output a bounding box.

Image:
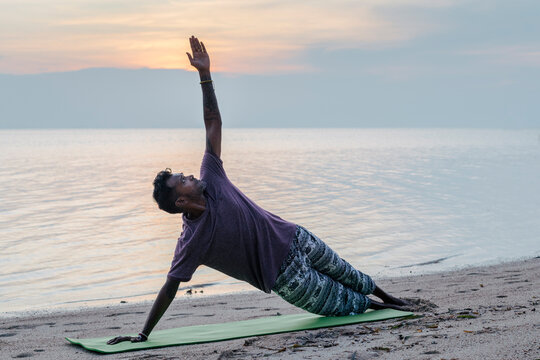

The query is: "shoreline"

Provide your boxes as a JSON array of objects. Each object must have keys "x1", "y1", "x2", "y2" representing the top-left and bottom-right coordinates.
[
  {"x1": 2, "y1": 257, "x2": 539, "y2": 359},
  {"x1": 4, "y1": 254, "x2": 538, "y2": 318}
]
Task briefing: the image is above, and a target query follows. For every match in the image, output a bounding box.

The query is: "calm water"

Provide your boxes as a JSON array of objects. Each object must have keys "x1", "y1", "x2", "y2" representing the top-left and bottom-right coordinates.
[{"x1": 1, "y1": 129, "x2": 539, "y2": 313}]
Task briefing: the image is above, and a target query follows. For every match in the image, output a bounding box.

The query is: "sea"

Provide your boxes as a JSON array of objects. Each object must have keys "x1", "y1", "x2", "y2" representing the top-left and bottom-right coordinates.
[{"x1": 1, "y1": 128, "x2": 539, "y2": 314}]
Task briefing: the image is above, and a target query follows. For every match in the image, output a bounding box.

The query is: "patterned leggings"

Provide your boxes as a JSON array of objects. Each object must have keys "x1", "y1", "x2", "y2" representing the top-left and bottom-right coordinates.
[{"x1": 272, "y1": 225, "x2": 376, "y2": 316}]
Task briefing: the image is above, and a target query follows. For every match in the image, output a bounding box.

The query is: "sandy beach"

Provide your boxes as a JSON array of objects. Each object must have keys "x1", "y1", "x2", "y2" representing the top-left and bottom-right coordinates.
[{"x1": 1, "y1": 257, "x2": 538, "y2": 359}]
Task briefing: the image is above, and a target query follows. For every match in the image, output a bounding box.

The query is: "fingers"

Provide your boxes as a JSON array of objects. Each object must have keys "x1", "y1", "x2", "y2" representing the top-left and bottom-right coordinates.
[
  {"x1": 194, "y1": 38, "x2": 202, "y2": 52},
  {"x1": 107, "y1": 336, "x2": 119, "y2": 345},
  {"x1": 186, "y1": 52, "x2": 193, "y2": 64},
  {"x1": 201, "y1": 41, "x2": 207, "y2": 54},
  {"x1": 189, "y1": 35, "x2": 203, "y2": 53},
  {"x1": 190, "y1": 36, "x2": 196, "y2": 52},
  {"x1": 106, "y1": 336, "x2": 129, "y2": 345}
]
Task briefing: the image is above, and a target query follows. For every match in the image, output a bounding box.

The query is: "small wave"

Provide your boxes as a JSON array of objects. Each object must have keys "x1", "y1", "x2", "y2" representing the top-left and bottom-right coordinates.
[{"x1": 397, "y1": 254, "x2": 461, "y2": 268}]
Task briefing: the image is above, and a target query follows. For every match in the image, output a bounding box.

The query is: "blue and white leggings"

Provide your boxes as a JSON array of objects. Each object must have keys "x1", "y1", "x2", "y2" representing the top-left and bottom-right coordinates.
[{"x1": 272, "y1": 225, "x2": 376, "y2": 316}]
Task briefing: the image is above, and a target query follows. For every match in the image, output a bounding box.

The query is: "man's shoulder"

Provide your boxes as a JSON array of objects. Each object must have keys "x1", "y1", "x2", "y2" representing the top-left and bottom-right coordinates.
[
  {"x1": 203, "y1": 149, "x2": 223, "y2": 165},
  {"x1": 201, "y1": 150, "x2": 226, "y2": 178}
]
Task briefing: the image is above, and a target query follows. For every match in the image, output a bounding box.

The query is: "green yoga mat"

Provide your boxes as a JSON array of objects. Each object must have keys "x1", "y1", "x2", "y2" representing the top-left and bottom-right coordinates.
[{"x1": 66, "y1": 309, "x2": 412, "y2": 354}]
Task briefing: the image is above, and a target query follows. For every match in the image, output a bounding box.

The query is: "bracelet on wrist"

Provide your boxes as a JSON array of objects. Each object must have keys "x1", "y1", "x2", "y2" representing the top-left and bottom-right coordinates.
[{"x1": 200, "y1": 80, "x2": 213, "y2": 85}]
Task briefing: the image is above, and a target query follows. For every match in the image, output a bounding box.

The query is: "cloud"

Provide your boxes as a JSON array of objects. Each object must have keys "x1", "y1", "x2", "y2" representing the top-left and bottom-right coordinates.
[{"x1": 0, "y1": 0, "x2": 441, "y2": 74}]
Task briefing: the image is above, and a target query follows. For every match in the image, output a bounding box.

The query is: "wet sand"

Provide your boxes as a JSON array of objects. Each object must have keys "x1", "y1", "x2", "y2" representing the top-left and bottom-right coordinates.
[{"x1": 1, "y1": 257, "x2": 539, "y2": 359}]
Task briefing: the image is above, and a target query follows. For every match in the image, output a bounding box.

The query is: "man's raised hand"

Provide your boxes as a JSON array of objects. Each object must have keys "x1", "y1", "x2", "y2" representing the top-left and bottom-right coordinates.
[{"x1": 186, "y1": 36, "x2": 210, "y2": 72}]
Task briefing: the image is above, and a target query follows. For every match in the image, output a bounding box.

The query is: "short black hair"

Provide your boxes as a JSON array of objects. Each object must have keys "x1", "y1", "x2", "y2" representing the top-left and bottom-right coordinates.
[{"x1": 153, "y1": 168, "x2": 181, "y2": 214}]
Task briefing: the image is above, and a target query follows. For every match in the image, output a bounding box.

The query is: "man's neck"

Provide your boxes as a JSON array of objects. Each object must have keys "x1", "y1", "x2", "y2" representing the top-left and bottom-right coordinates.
[{"x1": 185, "y1": 194, "x2": 206, "y2": 220}]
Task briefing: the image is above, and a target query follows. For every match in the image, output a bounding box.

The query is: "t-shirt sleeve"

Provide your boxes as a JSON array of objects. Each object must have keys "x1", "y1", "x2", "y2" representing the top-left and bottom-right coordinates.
[
  {"x1": 200, "y1": 150, "x2": 227, "y2": 181},
  {"x1": 167, "y1": 229, "x2": 201, "y2": 282}
]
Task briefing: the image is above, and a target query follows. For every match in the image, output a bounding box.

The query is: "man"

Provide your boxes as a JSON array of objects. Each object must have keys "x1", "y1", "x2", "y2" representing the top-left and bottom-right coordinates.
[{"x1": 108, "y1": 36, "x2": 408, "y2": 345}]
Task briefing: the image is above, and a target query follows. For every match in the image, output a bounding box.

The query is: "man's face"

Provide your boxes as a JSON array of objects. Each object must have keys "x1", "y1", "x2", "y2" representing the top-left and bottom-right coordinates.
[{"x1": 166, "y1": 173, "x2": 205, "y2": 199}]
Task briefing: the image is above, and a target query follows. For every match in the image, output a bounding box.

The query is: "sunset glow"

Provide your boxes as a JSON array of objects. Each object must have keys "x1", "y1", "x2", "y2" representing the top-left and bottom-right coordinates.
[{"x1": 0, "y1": 0, "x2": 432, "y2": 74}]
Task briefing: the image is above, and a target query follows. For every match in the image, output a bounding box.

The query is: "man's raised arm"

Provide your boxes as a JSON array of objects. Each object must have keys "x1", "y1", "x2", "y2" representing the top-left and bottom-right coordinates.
[{"x1": 187, "y1": 36, "x2": 222, "y2": 158}]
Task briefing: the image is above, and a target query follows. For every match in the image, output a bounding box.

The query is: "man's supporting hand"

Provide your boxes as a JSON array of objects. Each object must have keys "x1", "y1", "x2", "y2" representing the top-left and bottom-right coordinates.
[
  {"x1": 186, "y1": 36, "x2": 210, "y2": 72},
  {"x1": 106, "y1": 333, "x2": 147, "y2": 345}
]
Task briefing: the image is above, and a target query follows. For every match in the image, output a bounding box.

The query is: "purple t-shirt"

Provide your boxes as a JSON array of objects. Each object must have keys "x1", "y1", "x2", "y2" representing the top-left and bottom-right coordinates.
[{"x1": 167, "y1": 151, "x2": 296, "y2": 293}]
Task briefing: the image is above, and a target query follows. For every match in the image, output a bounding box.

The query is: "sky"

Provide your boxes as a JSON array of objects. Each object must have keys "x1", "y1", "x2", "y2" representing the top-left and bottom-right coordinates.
[{"x1": 1, "y1": 0, "x2": 539, "y2": 128}]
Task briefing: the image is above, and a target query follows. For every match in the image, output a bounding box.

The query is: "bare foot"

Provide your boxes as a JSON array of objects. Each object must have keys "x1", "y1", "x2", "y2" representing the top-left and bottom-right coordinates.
[
  {"x1": 372, "y1": 286, "x2": 411, "y2": 307},
  {"x1": 369, "y1": 299, "x2": 409, "y2": 312},
  {"x1": 385, "y1": 295, "x2": 411, "y2": 307}
]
